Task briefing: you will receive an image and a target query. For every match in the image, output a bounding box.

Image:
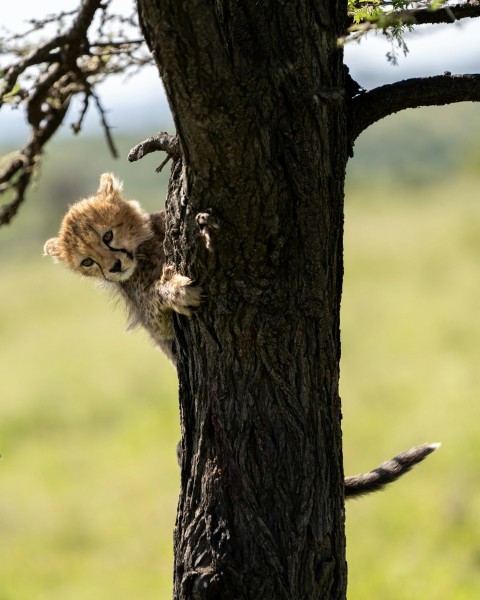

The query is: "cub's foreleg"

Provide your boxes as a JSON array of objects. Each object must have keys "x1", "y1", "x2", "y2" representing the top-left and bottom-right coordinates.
[{"x1": 155, "y1": 265, "x2": 203, "y2": 316}]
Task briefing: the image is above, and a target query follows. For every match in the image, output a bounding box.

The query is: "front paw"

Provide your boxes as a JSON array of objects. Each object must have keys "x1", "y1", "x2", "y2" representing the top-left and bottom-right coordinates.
[
  {"x1": 173, "y1": 278, "x2": 203, "y2": 316},
  {"x1": 158, "y1": 266, "x2": 203, "y2": 316}
]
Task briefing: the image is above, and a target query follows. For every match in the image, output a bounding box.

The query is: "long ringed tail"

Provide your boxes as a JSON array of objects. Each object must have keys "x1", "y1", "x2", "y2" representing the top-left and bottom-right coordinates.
[{"x1": 344, "y1": 442, "x2": 441, "y2": 499}]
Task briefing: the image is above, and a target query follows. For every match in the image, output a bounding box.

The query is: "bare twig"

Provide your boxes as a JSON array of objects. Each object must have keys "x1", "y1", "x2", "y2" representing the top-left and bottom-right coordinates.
[
  {"x1": 71, "y1": 90, "x2": 91, "y2": 134},
  {"x1": 155, "y1": 156, "x2": 172, "y2": 173},
  {"x1": 91, "y1": 89, "x2": 119, "y2": 158}
]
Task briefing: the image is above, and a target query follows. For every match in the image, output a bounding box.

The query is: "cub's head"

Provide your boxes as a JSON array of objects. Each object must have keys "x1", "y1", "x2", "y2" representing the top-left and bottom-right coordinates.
[{"x1": 44, "y1": 173, "x2": 152, "y2": 283}]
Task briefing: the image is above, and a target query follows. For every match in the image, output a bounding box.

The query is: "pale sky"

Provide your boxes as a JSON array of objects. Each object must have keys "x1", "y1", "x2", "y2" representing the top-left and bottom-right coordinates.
[{"x1": 1, "y1": 1, "x2": 480, "y2": 139}]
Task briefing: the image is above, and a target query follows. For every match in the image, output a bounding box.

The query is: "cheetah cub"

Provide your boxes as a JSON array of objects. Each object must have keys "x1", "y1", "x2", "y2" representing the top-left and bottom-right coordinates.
[{"x1": 44, "y1": 172, "x2": 201, "y2": 364}]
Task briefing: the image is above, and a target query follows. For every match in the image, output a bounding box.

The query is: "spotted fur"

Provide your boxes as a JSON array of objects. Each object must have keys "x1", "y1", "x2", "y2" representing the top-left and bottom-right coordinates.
[{"x1": 44, "y1": 172, "x2": 201, "y2": 363}]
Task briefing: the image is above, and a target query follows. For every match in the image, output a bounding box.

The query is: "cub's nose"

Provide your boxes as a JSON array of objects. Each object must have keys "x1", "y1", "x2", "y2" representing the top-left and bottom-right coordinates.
[{"x1": 109, "y1": 259, "x2": 122, "y2": 273}]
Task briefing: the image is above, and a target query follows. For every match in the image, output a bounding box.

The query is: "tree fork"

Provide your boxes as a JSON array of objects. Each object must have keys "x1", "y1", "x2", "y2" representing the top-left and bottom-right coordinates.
[{"x1": 137, "y1": 0, "x2": 349, "y2": 597}]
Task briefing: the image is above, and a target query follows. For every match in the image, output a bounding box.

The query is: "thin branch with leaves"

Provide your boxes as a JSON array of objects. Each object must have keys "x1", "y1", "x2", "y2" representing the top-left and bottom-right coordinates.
[{"x1": 344, "y1": 1, "x2": 480, "y2": 65}]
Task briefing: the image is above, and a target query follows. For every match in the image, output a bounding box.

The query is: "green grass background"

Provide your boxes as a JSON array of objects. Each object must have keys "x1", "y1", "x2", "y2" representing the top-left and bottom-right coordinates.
[{"x1": 1, "y1": 103, "x2": 480, "y2": 598}]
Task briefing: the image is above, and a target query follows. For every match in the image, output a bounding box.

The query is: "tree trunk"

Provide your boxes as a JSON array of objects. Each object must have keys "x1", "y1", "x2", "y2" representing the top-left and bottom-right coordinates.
[{"x1": 137, "y1": 1, "x2": 349, "y2": 597}]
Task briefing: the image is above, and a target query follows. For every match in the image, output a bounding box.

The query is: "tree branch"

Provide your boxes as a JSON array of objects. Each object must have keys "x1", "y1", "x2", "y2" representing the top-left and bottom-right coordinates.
[
  {"x1": 128, "y1": 132, "x2": 181, "y2": 173},
  {"x1": 405, "y1": 3, "x2": 480, "y2": 26},
  {"x1": 128, "y1": 132, "x2": 180, "y2": 162},
  {"x1": 346, "y1": 2, "x2": 480, "y2": 30},
  {"x1": 0, "y1": 0, "x2": 150, "y2": 225},
  {"x1": 0, "y1": 95, "x2": 70, "y2": 225},
  {"x1": 350, "y1": 73, "x2": 480, "y2": 142},
  {"x1": 0, "y1": 0, "x2": 105, "y2": 226}
]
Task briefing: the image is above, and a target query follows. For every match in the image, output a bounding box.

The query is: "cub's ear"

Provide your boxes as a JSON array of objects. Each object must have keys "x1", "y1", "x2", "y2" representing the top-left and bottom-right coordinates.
[
  {"x1": 97, "y1": 172, "x2": 123, "y2": 198},
  {"x1": 44, "y1": 237, "x2": 62, "y2": 261}
]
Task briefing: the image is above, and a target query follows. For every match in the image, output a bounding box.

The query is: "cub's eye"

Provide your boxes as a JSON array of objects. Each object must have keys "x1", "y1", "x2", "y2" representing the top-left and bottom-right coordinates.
[
  {"x1": 103, "y1": 230, "x2": 113, "y2": 244},
  {"x1": 81, "y1": 258, "x2": 94, "y2": 267}
]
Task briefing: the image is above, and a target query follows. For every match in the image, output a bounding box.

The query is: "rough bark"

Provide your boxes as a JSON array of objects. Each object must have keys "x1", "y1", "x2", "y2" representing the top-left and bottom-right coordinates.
[{"x1": 137, "y1": 1, "x2": 348, "y2": 598}]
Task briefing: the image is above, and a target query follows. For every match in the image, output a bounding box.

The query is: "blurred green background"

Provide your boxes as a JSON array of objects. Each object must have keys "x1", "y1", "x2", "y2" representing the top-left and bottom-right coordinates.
[{"x1": 1, "y1": 101, "x2": 480, "y2": 599}]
